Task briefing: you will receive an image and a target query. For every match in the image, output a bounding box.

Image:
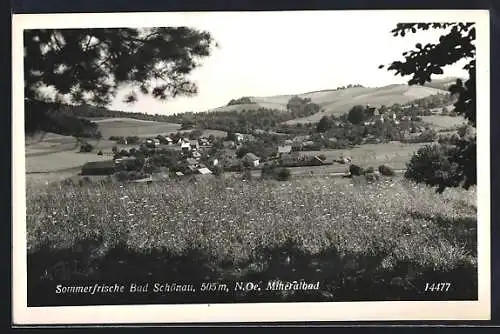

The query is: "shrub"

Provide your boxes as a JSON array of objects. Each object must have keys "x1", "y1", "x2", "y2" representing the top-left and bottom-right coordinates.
[
  {"x1": 275, "y1": 167, "x2": 291, "y2": 181},
  {"x1": 242, "y1": 169, "x2": 253, "y2": 181},
  {"x1": 261, "y1": 165, "x2": 291, "y2": 181},
  {"x1": 349, "y1": 164, "x2": 364, "y2": 176},
  {"x1": 365, "y1": 166, "x2": 375, "y2": 174},
  {"x1": 97, "y1": 150, "x2": 103, "y2": 156},
  {"x1": 79, "y1": 141, "x2": 94, "y2": 153},
  {"x1": 404, "y1": 143, "x2": 465, "y2": 192},
  {"x1": 365, "y1": 172, "x2": 380, "y2": 183},
  {"x1": 260, "y1": 164, "x2": 276, "y2": 179},
  {"x1": 378, "y1": 164, "x2": 396, "y2": 176},
  {"x1": 418, "y1": 129, "x2": 438, "y2": 143},
  {"x1": 212, "y1": 165, "x2": 224, "y2": 177}
]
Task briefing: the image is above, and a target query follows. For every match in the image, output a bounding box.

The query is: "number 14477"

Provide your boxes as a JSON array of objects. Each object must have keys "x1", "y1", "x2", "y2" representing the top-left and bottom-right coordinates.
[{"x1": 424, "y1": 282, "x2": 451, "y2": 292}]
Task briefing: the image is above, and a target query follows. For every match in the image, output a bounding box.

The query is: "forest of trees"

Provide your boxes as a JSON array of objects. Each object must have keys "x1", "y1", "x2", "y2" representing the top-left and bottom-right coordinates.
[{"x1": 25, "y1": 100, "x2": 102, "y2": 138}]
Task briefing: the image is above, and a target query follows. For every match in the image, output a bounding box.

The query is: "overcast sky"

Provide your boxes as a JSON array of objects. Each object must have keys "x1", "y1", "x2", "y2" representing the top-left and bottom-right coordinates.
[{"x1": 103, "y1": 11, "x2": 469, "y2": 115}]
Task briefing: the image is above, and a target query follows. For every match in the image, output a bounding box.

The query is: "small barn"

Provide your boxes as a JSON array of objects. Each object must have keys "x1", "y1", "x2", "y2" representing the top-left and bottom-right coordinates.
[
  {"x1": 190, "y1": 140, "x2": 200, "y2": 150},
  {"x1": 81, "y1": 160, "x2": 116, "y2": 176},
  {"x1": 198, "y1": 167, "x2": 213, "y2": 175},
  {"x1": 278, "y1": 145, "x2": 292, "y2": 155},
  {"x1": 242, "y1": 153, "x2": 260, "y2": 168}
]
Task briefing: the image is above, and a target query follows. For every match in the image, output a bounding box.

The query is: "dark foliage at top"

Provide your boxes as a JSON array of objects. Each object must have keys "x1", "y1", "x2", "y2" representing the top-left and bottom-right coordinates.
[
  {"x1": 25, "y1": 100, "x2": 101, "y2": 138},
  {"x1": 24, "y1": 27, "x2": 217, "y2": 133}
]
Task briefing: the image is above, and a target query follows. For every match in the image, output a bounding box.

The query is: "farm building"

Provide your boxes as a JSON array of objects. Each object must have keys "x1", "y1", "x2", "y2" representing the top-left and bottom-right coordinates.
[
  {"x1": 114, "y1": 156, "x2": 140, "y2": 171},
  {"x1": 278, "y1": 145, "x2": 292, "y2": 155},
  {"x1": 310, "y1": 156, "x2": 325, "y2": 166},
  {"x1": 242, "y1": 153, "x2": 260, "y2": 167},
  {"x1": 144, "y1": 138, "x2": 160, "y2": 148},
  {"x1": 234, "y1": 133, "x2": 245, "y2": 144},
  {"x1": 181, "y1": 141, "x2": 191, "y2": 152},
  {"x1": 81, "y1": 160, "x2": 116, "y2": 176},
  {"x1": 199, "y1": 137, "x2": 210, "y2": 146},
  {"x1": 197, "y1": 167, "x2": 213, "y2": 175},
  {"x1": 223, "y1": 140, "x2": 236, "y2": 149},
  {"x1": 190, "y1": 140, "x2": 200, "y2": 150}
]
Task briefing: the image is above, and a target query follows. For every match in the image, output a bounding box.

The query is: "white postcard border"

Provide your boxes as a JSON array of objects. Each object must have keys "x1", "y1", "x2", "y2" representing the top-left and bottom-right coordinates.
[{"x1": 12, "y1": 9, "x2": 491, "y2": 324}]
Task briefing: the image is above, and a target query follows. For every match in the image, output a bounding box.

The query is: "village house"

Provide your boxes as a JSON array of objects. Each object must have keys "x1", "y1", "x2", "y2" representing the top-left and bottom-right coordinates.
[
  {"x1": 192, "y1": 151, "x2": 202, "y2": 160},
  {"x1": 234, "y1": 133, "x2": 245, "y2": 144},
  {"x1": 199, "y1": 137, "x2": 210, "y2": 147},
  {"x1": 241, "y1": 152, "x2": 260, "y2": 168},
  {"x1": 365, "y1": 105, "x2": 377, "y2": 118},
  {"x1": 310, "y1": 156, "x2": 325, "y2": 166},
  {"x1": 165, "y1": 137, "x2": 173, "y2": 145},
  {"x1": 302, "y1": 140, "x2": 315, "y2": 146},
  {"x1": 181, "y1": 141, "x2": 191, "y2": 153},
  {"x1": 291, "y1": 135, "x2": 309, "y2": 144},
  {"x1": 189, "y1": 140, "x2": 200, "y2": 151},
  {"x1": 277, "y1": 145, "x2": 292, "y2": 156},
  {"x1": 223, "y1": 140, "x2": 236, "y2": 149},
  {"x1": 197, "y1": 167, "x2": 213, "y2": 175},
  {"x1": 144, "y1": 138, "x2": 160, "y2": 148},
  {"x1": 245, "y1": 134, "x2": 256, "y2": 142}
]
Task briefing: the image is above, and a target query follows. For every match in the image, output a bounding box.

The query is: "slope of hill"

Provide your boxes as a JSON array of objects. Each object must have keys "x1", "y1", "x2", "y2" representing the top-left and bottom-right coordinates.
[
  {"x1": 423, "y1": 77, "x2": 462, "y2": 91},
  {"x1": 213, "y1": 84, "x2": 447, "y2": 124},
  {"x1": 91, "y1": 118, "x2": 182, "y2": 138}
]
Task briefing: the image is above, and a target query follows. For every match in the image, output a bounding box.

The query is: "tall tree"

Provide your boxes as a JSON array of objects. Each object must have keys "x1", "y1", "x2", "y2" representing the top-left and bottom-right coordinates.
[
  {"x1": 24, "y1": 27, "x2": 217, "y2": 132},
  {"x1": 380, "y1": 22, "x2": 476, "y2": 192},
  {"x1": 316, "y1": 115, "x2": 331, "y2": 132},
  {"x1": 347, "y1": 105, "x2": 366, "y2": 125}
]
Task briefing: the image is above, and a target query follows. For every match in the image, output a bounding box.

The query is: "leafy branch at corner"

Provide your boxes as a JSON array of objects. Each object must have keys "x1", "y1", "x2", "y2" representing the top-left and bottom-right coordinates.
[
  {"x1": 380, "y1": 22, "x2": 476, "y2": 193},
  {"x1": 24, "y1": 27, "x2": 217, "y2": 136}
]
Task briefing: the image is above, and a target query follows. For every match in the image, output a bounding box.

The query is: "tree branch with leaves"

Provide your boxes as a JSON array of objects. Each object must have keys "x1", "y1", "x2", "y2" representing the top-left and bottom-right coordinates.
[
  {"x1": 380, "y1": 22, "x2": 477, "y2": 192},
  {"x1": 24, "y1": 27, "x2": 218, "y2": 133}
]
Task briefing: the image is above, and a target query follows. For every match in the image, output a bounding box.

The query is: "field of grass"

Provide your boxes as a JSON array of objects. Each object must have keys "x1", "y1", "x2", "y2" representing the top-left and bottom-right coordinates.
[
  {"x1": 26, "y1": 175, "x2": 477, "y2": 305},
  {"x1": 92, "y1": 118, "x2": 182, "y2": 138},
  {"x1": 26, "y1": 133, "x2": 118, "y2": 173},
  {"x1": 421, "y1": 115, "x2": 467, "y2": 130},
  {"x1": 301, "y1": 142, "x2": 430, "y2": 170}
]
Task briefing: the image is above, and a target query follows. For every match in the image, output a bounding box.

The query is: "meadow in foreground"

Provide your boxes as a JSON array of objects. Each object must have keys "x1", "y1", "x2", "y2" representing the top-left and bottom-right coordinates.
[{"x1": 26, "y1": 175, "x2": 477, "y2": 305}]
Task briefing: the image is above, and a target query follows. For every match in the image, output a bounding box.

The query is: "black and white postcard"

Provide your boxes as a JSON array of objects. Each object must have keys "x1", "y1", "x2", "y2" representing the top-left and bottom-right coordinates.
[{"x1": 12, "y1": 9, "x2": 491, "y2": 324}]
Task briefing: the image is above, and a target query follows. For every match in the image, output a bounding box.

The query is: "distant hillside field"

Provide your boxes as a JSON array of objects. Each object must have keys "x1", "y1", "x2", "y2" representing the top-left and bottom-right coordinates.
[
  {"x1": 208, "y1": 84, "x2": 448, "y2": 124},
  {"x1": 26, "y1": 133, "x2": 117, "y2": 173},
  {"x1": 91, "y1": 118, "x2": 182, "y2": 138},
  {"x1": 421, "y1": 115, "x2": 467, "y2": 130},
  {"x1": 286, "y1": 85, "x2": 447, "y2": 123}
]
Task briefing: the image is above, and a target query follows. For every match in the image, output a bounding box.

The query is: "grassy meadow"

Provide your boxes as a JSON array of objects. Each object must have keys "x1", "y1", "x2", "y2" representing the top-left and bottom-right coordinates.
[{"x1": 26, "y1": 174, "x2": 477, "y2": 304}]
